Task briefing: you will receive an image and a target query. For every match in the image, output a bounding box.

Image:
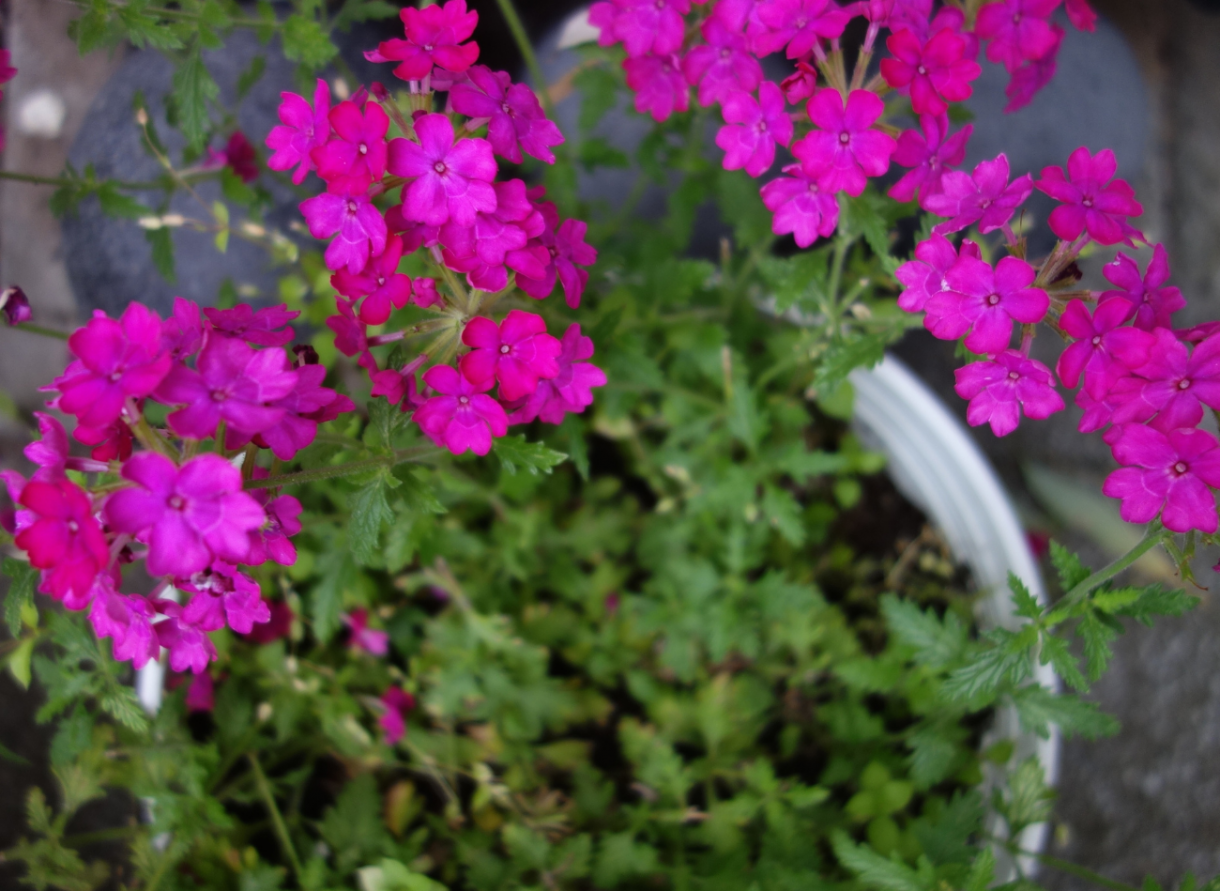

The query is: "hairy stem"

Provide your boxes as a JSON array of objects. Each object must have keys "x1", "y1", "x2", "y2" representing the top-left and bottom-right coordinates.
[
  {"x1": 247, "y1": 753, "x2": 303, "y2": 882},
  {"x1": 1062, "y1": 522, "x2": 1167, "y2": 607},
  {"x1": 13, "y1": 322, "x2": 69, "y2": 341},
  {"x1": 997, "y1": 840, "x2": 1141, "y2": 891}
]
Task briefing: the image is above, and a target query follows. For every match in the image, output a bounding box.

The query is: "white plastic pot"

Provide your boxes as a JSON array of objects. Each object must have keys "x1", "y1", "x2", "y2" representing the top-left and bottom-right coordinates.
[{"x1": 850, "y1": 355, "x2": 1059, "y2": 877}]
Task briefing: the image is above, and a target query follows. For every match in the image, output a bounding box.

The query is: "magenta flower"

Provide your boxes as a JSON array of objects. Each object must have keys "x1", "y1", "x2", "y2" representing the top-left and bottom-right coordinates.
[
  {"x1": 925, "y1": 255, "x2": 1048, "y2": 353},
  {"x1": 716, "y1": 82, "x2": 793, "y2": 178},
  {"x1": 245, "y1": 490, "x2": 303, "y2": 567},
  {"x1": 450, "y1": 66, "x2": 564, "y2": 164},
  {"x1": 387, "y1": 114, "x2": 497, "y2": 227},
  {"x1": 414, "y1": 365, "x2": 508, "y2": 456},
  {"x1": 460, "y1": 311, "x2": 562, "y2": 402},
  {"x1": 507, "y1": 324, "x2": 607, "y2": 425},
  {"x1": 181, "y1": 561, "x2": 270, "y2": 634},
  {"x1": 157, "y1": 336, "x2": 298, "y2": 440},
  {"x1": 0, "y1": 285, "x2": 31, "y2": 326},
  {"x1": 220, "y1": 362, "x2": 351, "y2": 461},
  {"x1": 515, "y1": 196, "x2": 598, "y2": 308},
  {"x1": 780, "y1": 60, "x2": 819, "y2": 104},
  {"x1": 1100, "y1": 244, "x2": 1185, "y2": 331},
  {"x1": 1065, "y1": 0, "x2": 1097, "y2": 31},
  {"x1": 895, "y1": 234, "x2": 980, "y2": 313},
  {"x1": 90, "y1": 584, "x2": 160, "y2": 669},
  {"x1": 379, "y1": 688, "x2": 416, "y2": 745},
  {"x1": 325, "y1": 298, "x2": 377, "y2": 372},
  {"x1": 590, "y1": 0, "x2": 689, "y2": 58},
  {"x1": 881, "y1": 28, "x2": 981, "y2": 116},
  {"x1": 1104, "y1": 425, "x2": 1220, "y2": 533},
  {"x1": 74, "y1": 419, "x2": 133, "y2": 463},
  {"x1": 624, "y1": 53, "x2": 689, "y2": 123},
  {"x1": 1076, "y1": 386, "x2": 1120, "y2": 435},
  {"x1": 760, "y1": 164, "x2": 841, "y2": 247},
  {"x1": 377, "y1": 0, "x2": 479, "y2": 81},
  {"x1": 344, "y1": 608, "x2": 389, "y2": 656},
  {"x1": 413, "y1": 278, "x2": 443, "y2": 309},
  {"x1": 975, "y1": 0, "x2": 1061, "y2": 73},
  {"x1": 53, "y1": 303, "x2": 171, "y2": 431},
  {"x1": 162, "y1": 296, "x2": 206, "y2": 360},
  {"x1": 266, "y1": 79, "x2": 331, "y2": 185},
  {"x1": 793, "y1": 89, "x2": 896, "y2": 197},
  {"x1": 15, "y1": 479, "x2": 109, "y2": 604},
  {"x1": 155, "y1": 609, "x2": 217, "y2": 674},
  {"x1": 370, "y1": 363, "x2": 423, "y2": 413},
  {"x1": 441, "y1": 178, "x2": 539, "y2": 275},
  {"x1": 332, "y1": 237, "x2": 413, "y2": 325},
  {"x1": 312, "y1": 100, "x2": 390, "y2": 193},
  {"x1": 1035, "y1": 147, "x2": 1144, "y2": 246},
  {"x1": 923, "y1": 153, "x2": 1033, "y2": 237},
  {"x1": 682, "y1": 16, "x2": 764, "y2": 108},
  {"x1": 1056, "y1": 297, "x2": 1155, "y2": 396},
  {"x1": 104, "y1": 452, "x2": 266, "y2": 578},
  {"x1": 888, "y1": 112, "x2": 973, "y2": 204},
  {"x1": 1108, "y1": 328, "x2": 1220, "y2": 432},
  {"x1": 749, "y1": 0, "x2": 852, "y2": 59},
  {"x1": 300, "y1": 191, "x2": 388, "y2": 274},
  {"x1": 185, "y1": 670, "x2": 214, "y2": 712},
  {"x1": 1003, "y1": 24, "x2": 1063, "y2": 113},
  {"x1": 954, "y1": 350, "x2": 1065, "y2": 437},
  {"x1": 202, "y1": 303, "x2": 298, "y2": 348}
]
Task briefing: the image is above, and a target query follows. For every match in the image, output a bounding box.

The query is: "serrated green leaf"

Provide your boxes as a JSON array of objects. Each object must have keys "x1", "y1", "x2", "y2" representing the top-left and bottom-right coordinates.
[
  {"x1": 7, "y1": 637, "x2": 34, "y2": 689},
  {"x1": 1009, "y1": 572, "x2": 1041, "y2": 620},
  {"x1": 1079, "y1": 611, "x2": 1116, "y2": 682},
  {"x1": 495, "y1": 435, "x2": 567, "y2": 476},
  {"x1": 831, "y1": 831, "x2": 927, "y2": 891},
  {"x1": 236, "y1": 55, "x2": 266, "y2": 100},
  {"x1": 350, "y1": 470, "x2": 395, "y2": 563},
  {"x1": 574, "y1": 64, "x2": 620, "y2": 134},
  {"x1": 172, "y1": 43, "x2": 219, "y2": 150},
  {"x1": 906, "y1": 725, "x2": 959, "y2": 789},
  {"x1": 144, "y1": 226, "x2": 176, "y2": 283},
  {"x1": 1107, "y1": 584, "x2": 1198, "y2": 625},
  {"x1": 941, "y1": 636, "x2": 1031, "y2": 702},
  {"x1": 1039, "y1": 634, "x2": 1087, "y2": 692},
  {"x1": 311, "y1": 545, "x2": 354, "y2": 644},
  {"x1": 282, "y1": 14, "x2": 339, "y2": 68},
  {"x1": 1002, "y1": 757, "x2": 1054, "y2": 834},
  {"x1": 814, "y1": 329, "x2": 898, "y2": 392},
  {"x1": 4, "y1": 557, "x2": 38, "y2": 638},
  {"x1": 761, "y1": 484, "x2": 804, "y2": 546},
  {"x1": 99, "y1": 686, "x2": 149, "y2": 731},
  {"x1": 213, "y1": 201, "x2": 230, "y2": 253},
  {"x1": 1049, "y1": 540, "x2": 1090, "y2": 589},
  {"x1": 97, "y1": 183, "x2": 149, "y2": 218},
  {"x1": 1012, "y1": 685, "x2": 1118, "y2": 740},
  {"x1": 881, "y1": 594, "x2": 967, "y2": 670}
]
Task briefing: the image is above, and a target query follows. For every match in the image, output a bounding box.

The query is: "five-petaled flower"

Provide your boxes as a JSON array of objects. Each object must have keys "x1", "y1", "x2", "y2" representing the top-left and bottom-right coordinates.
[
  {"x1": 1035, "y1": 146, "x2": 1144, "y2": 246},
  {"x1": 414, "y1": 365, "x2": 508, "y2": 456},
  {"x1": 793, "y1": 89, "x2": 895, "y2": 197},
  {"x1": 954, "y1": 350, "x2": 1065, "y2": 437},
  {"x1": 1104, "y1": 425, "x2": 1220, "y2": 533}
]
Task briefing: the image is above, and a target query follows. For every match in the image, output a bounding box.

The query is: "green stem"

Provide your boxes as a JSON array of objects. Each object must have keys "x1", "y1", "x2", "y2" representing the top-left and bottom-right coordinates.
[
  {"x1": 998, "y1": 841, "x2": 1140, "y2": 891},
  {"x1": 1062, "y1": 522, "x2": 1166, "y2": 607},
  {"x1": 0, "y1": 169, "x2": 169, "y2": 190},
  {"x1": 13, "y1": 322, "x2": 69, "y2": 340},
  {"x1": 61, "y1": 825, "x2": 139, "y2": 848},
  {"x1": 244, "y1": 447, "x2": 440, "y2": 490},
  {"x1": 248, "y1": 753, "x2": 304, "y2": 882},
  {"x1": 495, "y1": 0, "x2": 556, "y2": 121}
]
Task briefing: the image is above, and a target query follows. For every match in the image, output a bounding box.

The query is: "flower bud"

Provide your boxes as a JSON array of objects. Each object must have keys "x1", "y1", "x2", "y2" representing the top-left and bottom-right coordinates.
[{"x1": 0, "y1": 285, "x2": 31, "y2": 325}]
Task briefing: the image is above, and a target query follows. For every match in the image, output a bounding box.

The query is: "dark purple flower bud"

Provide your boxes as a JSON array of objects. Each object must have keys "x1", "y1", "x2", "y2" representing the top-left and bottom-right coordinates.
[
  {"x1": 292, "y1": 344, "x2": 320, "y2": 367},
  {"x1": 0, "y1": 286, "x2": 31, "y2": 326}
]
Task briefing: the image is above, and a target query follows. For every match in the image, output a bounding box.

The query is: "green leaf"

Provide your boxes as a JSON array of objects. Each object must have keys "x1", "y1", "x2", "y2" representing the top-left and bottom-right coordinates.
[
  {"x1": 579, "y1": 137, "x2": 630, "y2": 170},
  {"x1": 1011, "y1": 685, "x2": 1118, "y2": 740},
  {"x1": 839, "y1": 193, "x2": 893, "y2": 259},
  {"x1": 814, "y1": 329, "x2": 898, "y2": 393},
  {"x1": 911, "y1": 792, "x2": 984, "y2": 866},
  {"x1": 1001, "y1": 758, "x2": 1054, "y2": 834},
  {"x1": 965, "y1": 849, "x2": 995, "y2": 891},
  {"x1": 7, "y1": 637, "x2": 34, "y2": 689},
  {"x1": 320, "y1": 774, "x2": 392, "y2": 873},
  {"x1": 830, "y1": 831, "x2": 927, "y2": 891},
  {"x1": 757, "y1": 250, "x2": 827, "y2": 314},
  {"x1": 144, "y1": 226, "x2": 176, "y2": 283},
  {"x1": 1079, "y1": 611, "x2": 1116, "y2": 682},
  {"x1": 358, "y1": 859, "x2": 449, "y2": 891},
  {"x1": 1106, "y1": 584, "x2": 1199, "y2": 625},
  {"x1": 96, "y1": 182, "x2": 149, "y2": 218},
  {"x1": 99, "y1": 686, "x2": 150, "y2": 731},
  {"x1": 1039, "y1": 634, "x2": 1087, "y2": 692},
  {"x1": 593, "y1": 832, "x2": 659, "y2": 888},
  {"x1": 716, "y1": 167, "x2": 773, "y2": 248},
  {"x1": 1009, "y1": 572, "x2": 1041, "y2": 620},
  {"x1": 0, "y1": 739, "x2": 30, "y2": 765},
  {"x1": 761, "y1": 484, "x2": 804, "y2": 546},
  {"x1": 350, "y1": 470, "x2": 395, "y2": 564},
  {"x1": 4, "y1": 557, "x2": 38, "y2": 638},
  {"x1": 282, "y1": 14, "x2": 339, "y2": 68},
  {"x1": 1049, "y1": 540, "x2": 1090, "y2": 589},
  {"x1": 311, "y1": 545, "x2": 355, "y2": 644},
  {"x1": 906, "y1": 725, "x2": 959, "y2": 789},
  {"x1": 236, "y1": 55, "x2": 266, "y2": 100},
  {"x1": 574, "y1": 64, "x2": 620, "y2": 134},
  {"x1": 213, "y1": 200, "x2": 230, "y2": 253},
  {"x1": 172, "y1": 43, "x2": 219, "y2": 151},
  {"x1": 495, "y1": 435, "x2": 567, "y2": 476},
  {"x1": 941, "y1": 635, "x2": 1031, "y2": 702},
  {"x1": 880, "y1": 594, "x2": 967, "y2": 670}
]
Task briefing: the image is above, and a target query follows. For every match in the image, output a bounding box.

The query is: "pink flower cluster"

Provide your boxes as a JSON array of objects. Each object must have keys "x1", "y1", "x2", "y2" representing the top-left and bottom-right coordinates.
[
  {"x1": 2, "y1": 298, "x2": 342, "y2": 675},
  {"x1": 898, "y1": 144, "x2": 1220, "y2": 535},
  {"x1": 269, "y1": 0, "x2": 604, "y2": 457},
  {"x1": 591, "y1": 0, "x2": 1097, "y2": 248}
]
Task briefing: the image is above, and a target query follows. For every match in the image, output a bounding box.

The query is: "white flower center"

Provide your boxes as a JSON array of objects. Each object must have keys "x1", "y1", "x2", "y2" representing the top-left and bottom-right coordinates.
[
  {"x1": 1092, "y1": 335, "x2": 1102, "y2": 346},
  {"x1": 1179, "y1": 378, "x2": 1192, "y2": 390},
  {"x1": 1175, "y1": 461, "x2": 1188, "y2": 474},
  {"x1": 500, "y1": 344, "x2": 510, "y2": 354},
  {"x1": 987, "y1": 294, "x2": 1001, "y2": 306},
  {"x1": 434, "y1": 161, "x2": 447, "y2": 175},
  {"x1": 839, "y1": 131, "x2": 850, "y2": 144},
  {"x1": 458, "y1": 395, "x2": 469, "y2": 404},
  {"x1": 358, "y1": 143, "x2": 367, "y2": 155},
  {"x1": 1008, "y1": 371, "x2": 1020, "y2": 380}
]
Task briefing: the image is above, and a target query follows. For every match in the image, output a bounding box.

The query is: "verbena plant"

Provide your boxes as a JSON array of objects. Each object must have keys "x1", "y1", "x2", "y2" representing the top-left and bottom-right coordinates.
[{"x1": 0, "y1": 1, "x2": 1213, "y2": 890}]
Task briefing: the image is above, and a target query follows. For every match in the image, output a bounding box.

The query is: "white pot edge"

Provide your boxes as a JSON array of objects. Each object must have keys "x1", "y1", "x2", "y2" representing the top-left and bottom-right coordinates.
[{"x1": 850, "y1": 354, "x2": 1059, "y2": 878}]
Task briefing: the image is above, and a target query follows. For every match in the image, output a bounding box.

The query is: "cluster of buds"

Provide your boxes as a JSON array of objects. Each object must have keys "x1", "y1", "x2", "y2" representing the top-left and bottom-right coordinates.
[{"x1": 267, "y1": 0, "x2": 604, "y2": 457}]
